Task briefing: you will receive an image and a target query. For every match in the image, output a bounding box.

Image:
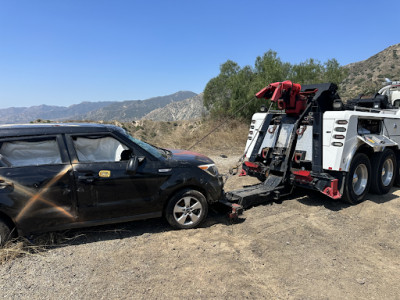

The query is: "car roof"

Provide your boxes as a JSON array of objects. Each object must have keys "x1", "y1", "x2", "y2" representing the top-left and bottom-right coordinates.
[{"x1": 0, "y1": 123, "x2": 122, "y2": 138}]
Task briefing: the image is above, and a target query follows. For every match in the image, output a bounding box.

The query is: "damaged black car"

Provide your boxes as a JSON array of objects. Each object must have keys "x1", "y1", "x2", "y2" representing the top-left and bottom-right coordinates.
[{"x1": 0, "y1": 123, "x2": 224, "y2": 245}]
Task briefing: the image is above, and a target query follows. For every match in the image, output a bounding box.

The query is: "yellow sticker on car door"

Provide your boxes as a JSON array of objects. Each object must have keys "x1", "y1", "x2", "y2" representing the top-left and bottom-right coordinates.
[{"x1": 99, "y1": 170, "x2": 111, "y2": 178}]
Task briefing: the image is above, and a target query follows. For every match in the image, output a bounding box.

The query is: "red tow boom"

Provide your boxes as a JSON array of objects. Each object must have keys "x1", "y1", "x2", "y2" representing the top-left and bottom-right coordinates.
[{"x1": 256, "y1": 80, "x2": 307, "y2": 116}]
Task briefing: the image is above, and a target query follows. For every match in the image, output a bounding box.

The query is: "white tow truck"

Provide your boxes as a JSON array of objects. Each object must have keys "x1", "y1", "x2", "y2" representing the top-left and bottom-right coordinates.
[
  {"x1": 379, "y1": 79, "x2": 400, "y2": 107},
  {"x1": 224, "y1": 80, "x2": 400, "y2": 208}
]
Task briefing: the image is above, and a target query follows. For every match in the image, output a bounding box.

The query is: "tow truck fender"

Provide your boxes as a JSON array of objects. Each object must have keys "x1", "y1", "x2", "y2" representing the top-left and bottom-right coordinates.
[{"x1": 343, "y1": 135, "x2": 398, "y2": 172}]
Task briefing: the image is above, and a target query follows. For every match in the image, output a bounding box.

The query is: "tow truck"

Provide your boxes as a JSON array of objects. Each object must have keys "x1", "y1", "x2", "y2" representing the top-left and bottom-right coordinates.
[{"x1": 223, "y1": 80, "x2": 400, "y2": 211}]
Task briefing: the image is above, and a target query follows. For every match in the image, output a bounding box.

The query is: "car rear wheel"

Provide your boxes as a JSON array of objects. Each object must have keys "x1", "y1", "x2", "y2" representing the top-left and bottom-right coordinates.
[
  {"x1": 343, "y1": 153, "x2": 371, "y2": 204},
  {"x1": 165, "y1": 189, "x2": 208, "y2": 229},
  {"x1": 0, "y1": 218, "x2": 12, "y2": 246},
  {"x1": 371, "y1": 149, "x2": 396, "y2": 194}
]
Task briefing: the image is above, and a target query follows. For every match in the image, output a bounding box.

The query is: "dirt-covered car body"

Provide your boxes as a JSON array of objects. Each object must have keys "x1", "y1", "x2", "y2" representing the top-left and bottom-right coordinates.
[{"x1": 0, "y1": 123, "x2": 223, "y2": 238}]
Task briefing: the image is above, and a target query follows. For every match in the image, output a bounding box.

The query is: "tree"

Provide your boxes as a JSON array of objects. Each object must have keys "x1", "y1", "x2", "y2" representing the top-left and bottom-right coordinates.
[
  {"x1": 290, "y1": 58, "x2": 323, "y2": 84},
  {"x1": 220, "y1": 59, "x2": 240, "y2": 77},
  {"x1": 254, "y1": 50, "x2": 290, "y2": 85},
  {"x1": 204, "y1": 60, "x2": 244, "y2": 118},
  {"x1": 204, "y1": 50, "x2": 347, "y2": 120},
  {"x1": 323, "y1": 58, "x2": 348, "y2": 85},
  {"x1": 228, "y1": 66, "x2": 258, "y2": 119}
]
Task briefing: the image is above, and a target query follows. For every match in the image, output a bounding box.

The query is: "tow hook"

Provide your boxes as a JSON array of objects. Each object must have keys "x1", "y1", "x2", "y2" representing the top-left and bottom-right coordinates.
[
  {"x1": 229, "y1": 203, "x2": 244, "y2": 219},
  {"x1": 219, "y1": 197, "x2": 244, "y2": 220}
]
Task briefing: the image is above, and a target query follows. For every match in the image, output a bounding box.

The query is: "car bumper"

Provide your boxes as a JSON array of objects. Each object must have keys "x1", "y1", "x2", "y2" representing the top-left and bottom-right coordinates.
[{"x1": 205, "y1": 174, "x2": 224, "y2": 203}]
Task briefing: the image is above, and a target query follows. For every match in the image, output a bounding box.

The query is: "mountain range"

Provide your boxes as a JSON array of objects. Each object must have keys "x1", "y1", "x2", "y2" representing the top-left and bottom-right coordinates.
[{"x1": 0, "y1": 91, "x2": 196, "y2": 124}]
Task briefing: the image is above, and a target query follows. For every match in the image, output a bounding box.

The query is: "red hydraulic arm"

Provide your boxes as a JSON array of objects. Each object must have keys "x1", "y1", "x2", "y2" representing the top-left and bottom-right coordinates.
[{"x1": 256, "y1": 80, "x2": 307, "y2": 115}]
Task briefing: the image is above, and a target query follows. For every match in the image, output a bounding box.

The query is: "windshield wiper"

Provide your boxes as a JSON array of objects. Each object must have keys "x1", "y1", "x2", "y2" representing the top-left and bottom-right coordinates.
[{"x1": 150, "y1": 144, "x2": 171, "y2": 158}]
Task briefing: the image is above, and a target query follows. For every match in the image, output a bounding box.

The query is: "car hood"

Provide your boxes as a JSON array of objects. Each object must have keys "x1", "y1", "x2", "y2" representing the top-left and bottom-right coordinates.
[{"x1": 168, "y1": 149, "x2": 214, "y2": 166}]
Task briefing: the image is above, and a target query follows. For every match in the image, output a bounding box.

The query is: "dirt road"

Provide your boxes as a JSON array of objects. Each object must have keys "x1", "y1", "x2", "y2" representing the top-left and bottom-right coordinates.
[{"x1": 1, "y1": 153, "x2": 400, "y2": 299}]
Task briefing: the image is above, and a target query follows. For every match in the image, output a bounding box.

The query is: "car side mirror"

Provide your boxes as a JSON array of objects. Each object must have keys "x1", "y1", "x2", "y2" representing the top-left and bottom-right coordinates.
[
  {"x1": 126, "y1": 157, "x2": 139, "y2": 174},
  {"x1": 126, "y1": 156, "x2": 145, "y2": 174}
]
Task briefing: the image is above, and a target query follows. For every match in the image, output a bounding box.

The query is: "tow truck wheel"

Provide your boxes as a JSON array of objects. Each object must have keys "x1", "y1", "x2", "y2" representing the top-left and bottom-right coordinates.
[
  {"x1": 165, "y1": 189, "x2": 208, "y2": 229},
  {"x1": 0, "y1": 218, "x2": 11, "y2": 246},
  {"x1": 370, "y1": 149, "x2": 396, "y2": 195},
  {"x1": 343, "y1": 153, "x2": 371, "y2": 204},
  {"x1": 395, "y1": 153, "x2": 400, "y2": 187}
]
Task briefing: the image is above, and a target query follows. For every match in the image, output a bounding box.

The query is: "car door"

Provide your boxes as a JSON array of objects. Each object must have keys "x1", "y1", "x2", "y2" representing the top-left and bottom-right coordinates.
[
  {"x1": 0, "y1": 135, "x2": 77, "y2": 233},
  {"x1": 65, "y1": 133, "x2": 170, "y2": 222}
]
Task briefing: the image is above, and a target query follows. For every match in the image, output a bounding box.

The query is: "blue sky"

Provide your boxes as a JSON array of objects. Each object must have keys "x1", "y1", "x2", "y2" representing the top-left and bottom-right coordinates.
[{"x1": 0, "y1": 0, "x2": 398, "y2": 109}]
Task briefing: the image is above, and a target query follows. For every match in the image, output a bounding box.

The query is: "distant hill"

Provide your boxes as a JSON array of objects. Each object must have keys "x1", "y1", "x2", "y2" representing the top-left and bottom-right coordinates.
[
  {"x1": 0, "y1": 102, "x2": 114, "y2": 124},
  {"x1": 340, "y1": 43, "x2": 400, "y2": 99},
  {"x1": 0, "y1": 91, "x2": 196, "y2": 124},
  {"x1": 142, "y1": 93, "x2": 207, "y2": 121},
  {"x1": 79, "y1": 91, "x2": 196, "y2": 122}
]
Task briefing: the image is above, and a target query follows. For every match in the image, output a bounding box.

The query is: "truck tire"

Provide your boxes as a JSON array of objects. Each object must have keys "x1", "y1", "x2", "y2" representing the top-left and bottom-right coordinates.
[
  {"x1": 165, "y1": 189, "x2": 208, "y2": 229},
  {"x1": 0, "y1": 218, "x2": 11, "y2": 246},
  {"x1": 395, "y1": 169, "x2": 400, "y2": 187},
  {"x1": 343, "y1": 153, "x2": 371, "y2": 204},
  {"x1": 395, "y1": 152, "x2": 400, "y2": 187},
  {"x1": 370, "y1": 149, "x2": 396, "y2": 194}
]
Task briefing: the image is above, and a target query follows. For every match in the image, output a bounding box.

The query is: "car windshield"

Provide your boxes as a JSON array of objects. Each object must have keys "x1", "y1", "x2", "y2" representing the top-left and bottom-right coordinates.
[{"x1": 118, "y1": 128, "x2": 169, "y2": 159}]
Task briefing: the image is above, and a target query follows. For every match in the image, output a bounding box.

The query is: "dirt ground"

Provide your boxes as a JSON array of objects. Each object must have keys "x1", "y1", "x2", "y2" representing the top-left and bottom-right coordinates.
[{"x1": 1, "y1": 151, "x2": 400, "y2": 299}]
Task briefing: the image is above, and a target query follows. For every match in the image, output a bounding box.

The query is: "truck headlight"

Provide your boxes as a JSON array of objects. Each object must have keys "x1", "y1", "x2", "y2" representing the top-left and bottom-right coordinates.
[{"x1": 198, "y1": 164, "x2": 219, "y2": 176}]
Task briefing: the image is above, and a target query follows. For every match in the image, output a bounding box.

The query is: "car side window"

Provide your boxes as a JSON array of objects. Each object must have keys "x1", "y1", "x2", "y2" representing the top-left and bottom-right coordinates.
[
  {"x1": 0, "y1": 138, "x2": 62, "y2": 167},
  {"x1": 72, "y1": 135, "x2": 132, "y2": 163}
]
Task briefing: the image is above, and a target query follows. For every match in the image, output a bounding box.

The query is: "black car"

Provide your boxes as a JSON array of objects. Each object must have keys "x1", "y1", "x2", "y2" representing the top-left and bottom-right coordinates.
[{"x1": 0, "y1": 123, "x2": 224, "y2": 244}]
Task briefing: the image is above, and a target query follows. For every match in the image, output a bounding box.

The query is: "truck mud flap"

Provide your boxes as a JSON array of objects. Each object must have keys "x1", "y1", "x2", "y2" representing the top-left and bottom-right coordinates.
[{"x1": 224, "y1": 174, "x2": 284, "y2": 208}]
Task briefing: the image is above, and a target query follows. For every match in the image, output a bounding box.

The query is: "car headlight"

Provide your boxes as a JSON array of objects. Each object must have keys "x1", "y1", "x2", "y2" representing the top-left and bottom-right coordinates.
[{"x1": 198, "y1": 164, "x2": 219, "y2": 176}]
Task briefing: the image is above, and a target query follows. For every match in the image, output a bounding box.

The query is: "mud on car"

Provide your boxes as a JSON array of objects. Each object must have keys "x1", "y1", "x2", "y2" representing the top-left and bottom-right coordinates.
[{"x1": 0, "y1": 123, "x2": 224, "y2": 245}]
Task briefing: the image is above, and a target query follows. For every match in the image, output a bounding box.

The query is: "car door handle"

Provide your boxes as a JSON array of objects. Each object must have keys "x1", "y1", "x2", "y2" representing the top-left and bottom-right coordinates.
[
  {"x1": 0, "y1": 180, "x2": 13, "y2": 189},
  {"x1": 78, "y1": 175, "x2": 95, "y2": 183}
]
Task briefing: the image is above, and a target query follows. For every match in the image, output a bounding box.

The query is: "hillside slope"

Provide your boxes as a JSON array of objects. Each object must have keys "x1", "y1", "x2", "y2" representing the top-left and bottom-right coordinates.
[
  {"x1": 340, "y1": 43, "x2": 400, "y2": 99},
  {"x1": 142, "y1": 93, "x2": 207, "y2": 121},
  {"x1": 79, "y1": 91, "x2": 197, "y2": 122}
]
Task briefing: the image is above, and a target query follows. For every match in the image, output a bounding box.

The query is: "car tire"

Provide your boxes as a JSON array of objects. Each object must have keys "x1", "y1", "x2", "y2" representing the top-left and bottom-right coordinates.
[
  {"x1": 0, "y1": 218, "x2": 11, "y2": 246},
  {"x1": 370, "y1": 149, "x2": 396, "y2": 195},
  {"x1": 165, "y1": 189, "x2": 208, "y2": 229},
  {"x1": 342, "y1": 153, "x2": 371, "y2": 204}
]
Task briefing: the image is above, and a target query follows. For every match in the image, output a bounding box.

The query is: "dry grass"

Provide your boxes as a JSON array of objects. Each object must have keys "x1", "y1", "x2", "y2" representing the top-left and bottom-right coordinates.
[
  {"x1": 0, "y1": 237, "x2": 39, "y2": 265},
  {"x1": 122, "y1": 118, "x2": 249, "y2": 154},
  {"x1": 34, "y1": 117, "x2": 250, "y2": 154},
  {"x1": 0, "y1": 231, "x2": 88, "y2": 264}
]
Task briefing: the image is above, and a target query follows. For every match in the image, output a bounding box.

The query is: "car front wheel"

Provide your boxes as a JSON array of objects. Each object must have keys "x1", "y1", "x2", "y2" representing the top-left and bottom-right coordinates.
[{"x1": 165, "y1": 189, "x2": 208, "y2": 229}]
